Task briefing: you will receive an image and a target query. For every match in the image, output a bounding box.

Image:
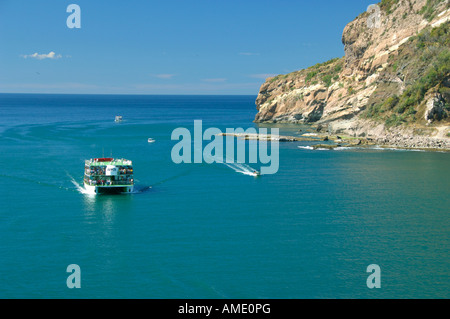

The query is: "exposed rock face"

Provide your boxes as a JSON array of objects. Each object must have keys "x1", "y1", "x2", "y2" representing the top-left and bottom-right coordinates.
[
  {"x1": 425, "y1": 93, "x2": 447, "y2": 122},
  {"x1": 254, "y1": 0, "x2": 450, "y2": 148}
]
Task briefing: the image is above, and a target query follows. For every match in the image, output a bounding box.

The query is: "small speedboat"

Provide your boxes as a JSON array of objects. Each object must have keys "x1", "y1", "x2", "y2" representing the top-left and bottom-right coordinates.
[
  {"x1": 253, "y1": 170, "x2": 261, "y2": 177},
  {"x1": 148, "y1": 138, "x2": 155, "y2": 143},
  {"x1": 115, "y1": 116, "x2": 123, "y2": 122}
]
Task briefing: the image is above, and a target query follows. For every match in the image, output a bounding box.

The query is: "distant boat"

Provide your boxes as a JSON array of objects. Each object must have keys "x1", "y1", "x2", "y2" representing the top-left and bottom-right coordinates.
[
  {"x1": 115, "y1": 116, "x2": 123, "y2": 122},
  {"x1": 148, "y1": 138, "x2": 155, "y2": 143}
]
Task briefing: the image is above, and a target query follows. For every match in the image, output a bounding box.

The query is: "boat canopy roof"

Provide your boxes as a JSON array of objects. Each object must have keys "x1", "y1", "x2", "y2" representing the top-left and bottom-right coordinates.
[{"x1": 85, "y1": 158, "x2": 133, "y2": 166}]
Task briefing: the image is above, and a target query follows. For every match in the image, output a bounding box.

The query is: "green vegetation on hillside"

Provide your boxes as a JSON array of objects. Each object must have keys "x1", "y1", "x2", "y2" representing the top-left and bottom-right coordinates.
[
  {"x1": 269, "y1": 56, "x2": 344, "y2": 89},
  {"x1": 363, "y1": 22, "x2": 450, "y2": 126},
  {"x1": 420, "y1": 0, "x2": 449, "y2": 21},
  {"x1": 305, "y1": 57, "x2": 343, "y2": 87},
  {"x1": 379, "y1": 0, "x2": 448, "y2": 18},
  {"x1": 380, "y1": 0, "x2": 399, "y2": 15}
]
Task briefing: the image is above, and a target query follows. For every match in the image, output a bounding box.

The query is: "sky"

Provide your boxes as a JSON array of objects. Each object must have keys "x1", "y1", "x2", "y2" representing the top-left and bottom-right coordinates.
[{"x1": 0, "y1": 0, "x2": 377, "y2": 95}]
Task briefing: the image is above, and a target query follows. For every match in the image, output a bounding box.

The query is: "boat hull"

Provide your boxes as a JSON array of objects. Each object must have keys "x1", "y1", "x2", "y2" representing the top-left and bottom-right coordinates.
[{"x1": 84, "y1": 182, "x2": 134, "y2": 195}]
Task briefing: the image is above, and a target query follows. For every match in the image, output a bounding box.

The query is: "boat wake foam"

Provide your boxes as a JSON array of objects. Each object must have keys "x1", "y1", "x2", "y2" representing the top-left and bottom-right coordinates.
[
  {"x1": 223, "y1": 162, "x2": 260, "y2": 177},
  {"x1": 298, "y1": 146, "x2": 330, "y2": 151},
  {"x1": 202, "y1": 152, "x2": 260, "y2": 177},
  {"x1": 68, "y1": 175, "x2": 96, "y2": 195},
  {"x1": 70, "y1": 177, "x2": 150, "y2": 195}
]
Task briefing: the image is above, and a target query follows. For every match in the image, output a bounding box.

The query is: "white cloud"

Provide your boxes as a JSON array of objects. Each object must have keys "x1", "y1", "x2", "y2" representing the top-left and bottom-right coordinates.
[
  {"x1": 21, "y1": 51, "x2": 62, "y2": 60},
  {"x1": 154, "y1": 74, "x2": 176, "y2": 79}
]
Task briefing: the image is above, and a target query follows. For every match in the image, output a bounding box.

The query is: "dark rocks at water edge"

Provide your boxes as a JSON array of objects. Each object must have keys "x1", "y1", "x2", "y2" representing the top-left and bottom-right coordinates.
[
  {"x1": 217, "y1": 133, "x2": 326, "y2": 142},
  {"x1": 375, "y1": 133, "x2": 450, "y2": 150},
  {"x1": 220, "y1": 131, "x2": 450, "y2": 152},
  {"x1": 218, "y1": 132, "x2": 378, "y2": 149}
]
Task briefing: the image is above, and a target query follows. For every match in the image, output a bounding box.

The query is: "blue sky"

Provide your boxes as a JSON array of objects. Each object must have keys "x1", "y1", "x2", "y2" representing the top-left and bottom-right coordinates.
[{"x1": 0, "y1": 0, "x2": 376, "y2": 95}]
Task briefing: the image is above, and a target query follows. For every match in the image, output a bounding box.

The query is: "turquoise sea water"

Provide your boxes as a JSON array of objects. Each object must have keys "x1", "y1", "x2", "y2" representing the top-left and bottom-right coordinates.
[{"x1": 0, "y1": 93, "x2": 448, "y2": 299}]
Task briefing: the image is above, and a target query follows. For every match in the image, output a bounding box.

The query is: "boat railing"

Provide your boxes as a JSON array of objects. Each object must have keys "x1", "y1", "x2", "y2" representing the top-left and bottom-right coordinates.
[
  {"x1": 85, "y1": 170, "x2": 133, "y2": 176},
  {"x1": 85, "y1": 159, "x2": 132, "y2": 166},
  {"x1": 85, "y1": 180, "x2": 134, "y2": 186}
]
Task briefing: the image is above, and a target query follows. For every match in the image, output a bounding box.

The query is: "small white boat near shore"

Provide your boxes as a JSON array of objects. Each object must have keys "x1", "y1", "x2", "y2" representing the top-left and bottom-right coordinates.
[{"x1": 148, "y1": 138, "x2": 155, "y2": 143}]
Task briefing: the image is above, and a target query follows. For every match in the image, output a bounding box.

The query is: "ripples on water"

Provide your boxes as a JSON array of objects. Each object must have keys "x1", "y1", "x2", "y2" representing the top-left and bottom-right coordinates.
[{"x1": 0, "y1": 94, "x2": 449, "y2": 298}]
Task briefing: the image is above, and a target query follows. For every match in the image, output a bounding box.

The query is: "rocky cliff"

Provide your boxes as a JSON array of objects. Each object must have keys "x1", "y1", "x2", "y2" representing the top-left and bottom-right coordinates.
[{"x1": 255, "y1": 0, "x2": 450, "y2": 149}]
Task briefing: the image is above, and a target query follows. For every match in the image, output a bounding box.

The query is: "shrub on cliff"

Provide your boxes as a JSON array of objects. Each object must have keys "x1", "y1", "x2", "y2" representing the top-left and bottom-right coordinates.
[{"x1": 362, "y1": 22, "x2": 449, "y2": 126}]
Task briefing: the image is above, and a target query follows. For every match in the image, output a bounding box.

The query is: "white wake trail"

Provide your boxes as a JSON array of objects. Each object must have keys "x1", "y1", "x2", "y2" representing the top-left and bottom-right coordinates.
[
  {"x1": 198, "y1": 153, "x2": 260, "y2": 177},
  {"x1": 223, "y1": 161, "x2": 259, "y2": 177},
  {"x1": 66, "y1": 172, "x2": 95, "y2": 195}
]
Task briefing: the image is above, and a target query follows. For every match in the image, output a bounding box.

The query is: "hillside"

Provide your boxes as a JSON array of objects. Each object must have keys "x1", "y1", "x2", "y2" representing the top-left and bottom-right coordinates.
[{"x1": 254, "y1": 0, "x2": 450, "y2": 149}]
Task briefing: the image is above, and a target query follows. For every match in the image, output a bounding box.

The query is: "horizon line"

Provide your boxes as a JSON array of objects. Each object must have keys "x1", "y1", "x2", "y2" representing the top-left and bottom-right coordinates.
[{"x1": 0, "y1": 92, "x2": 258, "y2": 97}]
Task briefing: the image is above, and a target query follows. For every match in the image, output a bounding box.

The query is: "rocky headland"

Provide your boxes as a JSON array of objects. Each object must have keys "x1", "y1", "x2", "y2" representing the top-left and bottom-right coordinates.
[{"x1": 254, "y1": 0, "x2": 450, "y2": 151}]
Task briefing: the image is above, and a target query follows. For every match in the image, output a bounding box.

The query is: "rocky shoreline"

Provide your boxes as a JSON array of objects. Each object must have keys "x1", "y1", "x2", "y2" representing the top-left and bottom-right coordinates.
[
  {"x1": 373, "y1": 133, "x2": 450, "y2": 151},
  {"x1": 220, "y1": 130, "x2": 450, "y2": 152}
]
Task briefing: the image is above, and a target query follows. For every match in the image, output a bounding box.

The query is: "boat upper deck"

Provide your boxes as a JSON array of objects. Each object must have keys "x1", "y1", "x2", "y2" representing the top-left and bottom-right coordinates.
[{"x1": 85, "y1": 158, "x2": 133, "y2": 167}]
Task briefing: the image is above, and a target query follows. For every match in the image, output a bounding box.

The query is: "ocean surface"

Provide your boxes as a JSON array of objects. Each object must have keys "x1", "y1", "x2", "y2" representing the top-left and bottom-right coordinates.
[{"x1": 0, "y1": 93, "x2": 448, "y2": 299}]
